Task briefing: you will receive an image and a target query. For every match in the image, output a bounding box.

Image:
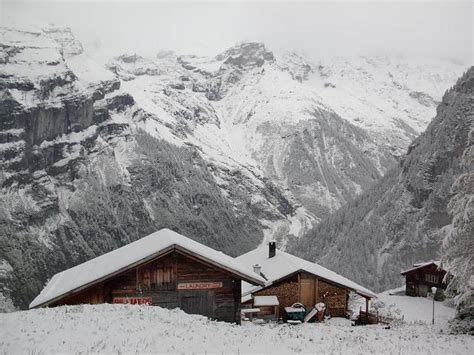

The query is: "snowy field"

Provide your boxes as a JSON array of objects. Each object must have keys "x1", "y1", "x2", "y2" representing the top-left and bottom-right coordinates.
[
  {"x1": 371, "y1": 287, "x2": 457, "y2": 325},
  {"x1": 0, "y1": 299, "x2": 472, "y2": 354}
]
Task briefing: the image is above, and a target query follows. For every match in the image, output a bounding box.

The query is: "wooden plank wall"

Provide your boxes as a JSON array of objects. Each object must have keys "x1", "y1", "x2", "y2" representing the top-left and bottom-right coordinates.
[
  {"x1": 317, "y1": 278, "x2": 348, "y2": 317},
  {"x1": 253, "y1": 272, "x2": 349, "y2": 318},
  {"x1": 50, "y1": 250, "x2": 242, "y2": 323},
  {"x1": 175, "y1": 252, "x2": 241, "y2": 323},
  {"x1": 53, "y1": 283, "x2": 105, "y2": 306}
]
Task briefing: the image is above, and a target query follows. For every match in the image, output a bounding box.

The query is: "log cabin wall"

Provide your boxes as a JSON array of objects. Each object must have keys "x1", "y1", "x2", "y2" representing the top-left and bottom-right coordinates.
[{"x1": 50, "y1": 250, "x2": 242, "y2": 323}]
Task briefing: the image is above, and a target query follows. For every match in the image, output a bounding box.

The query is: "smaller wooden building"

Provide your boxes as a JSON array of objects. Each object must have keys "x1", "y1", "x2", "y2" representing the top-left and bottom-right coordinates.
[
  {"x1": 237, "y1": 242, "x2": 376, "y2": 320},
  {"x1": 253, "y1": 295, "x2": 279, "y2": 321},
  {"x1": 29, "y1": 229, "x2": 265, "y2": 324},
  {"x1": 400, "y1": 261, "x2": 447, "y2": 299}
]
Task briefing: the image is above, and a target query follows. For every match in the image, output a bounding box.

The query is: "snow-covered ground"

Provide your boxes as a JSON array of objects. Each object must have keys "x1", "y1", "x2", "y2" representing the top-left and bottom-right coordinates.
[
  {"x1": 0, "y1": 297, "x2": 472, "y2": 354},
  {"x1": 373, "y1": 287, "x2": 456, "y2": 325}
]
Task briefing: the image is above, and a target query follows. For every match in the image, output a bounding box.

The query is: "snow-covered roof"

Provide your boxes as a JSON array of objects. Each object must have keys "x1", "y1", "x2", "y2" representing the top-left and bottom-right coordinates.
[
  {"x1": 236, "y1": 246, "x2": 377, "y2": 299},
  {"x1": 30, "y1": 229, "x2": 266, "y2": 309},
  {"x1": 400, "y1": 261, "x2": 441, "y2": 275},
  {"x1": 254, "y1": 296, "x2": 279, "y2": 307}
]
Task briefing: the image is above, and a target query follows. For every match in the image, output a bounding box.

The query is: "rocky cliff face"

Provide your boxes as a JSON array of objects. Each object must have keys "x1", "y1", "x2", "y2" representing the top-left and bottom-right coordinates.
[{"x1": 290, "y1": 68, "x2": 474, "y2": 292}]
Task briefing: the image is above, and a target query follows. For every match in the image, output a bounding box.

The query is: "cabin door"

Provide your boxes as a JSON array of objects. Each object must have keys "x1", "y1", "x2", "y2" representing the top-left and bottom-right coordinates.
[
  {"x1": 178, "y1": 290, "x2": 215, "y2": 319},
  {"x1": 300, "y1": 278, "x2": 315, "y2": 309}
]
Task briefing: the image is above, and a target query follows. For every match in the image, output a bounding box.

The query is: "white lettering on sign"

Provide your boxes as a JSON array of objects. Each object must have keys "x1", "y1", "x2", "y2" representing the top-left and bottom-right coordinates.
[{"x1": 177, "y1": 282, "x2": 223, "y2": 290}]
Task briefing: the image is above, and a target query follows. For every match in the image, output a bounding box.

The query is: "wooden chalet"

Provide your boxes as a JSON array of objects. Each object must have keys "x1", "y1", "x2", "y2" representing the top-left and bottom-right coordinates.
[
  {"x1": 237, "y1": 242, "x2": 377, "y2": 320},
  {"x1": 400, "y1": 261, "x2": 447, "y2": 299},
  {"x1": 29, "y1": 229, "x2": 265, "y2": 324}
]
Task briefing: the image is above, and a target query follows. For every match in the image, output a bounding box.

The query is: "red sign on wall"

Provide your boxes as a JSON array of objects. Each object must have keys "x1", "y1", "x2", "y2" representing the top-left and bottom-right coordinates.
[
  {"x1": 177, "y1": 282, "x2": 223, "y2": 290},
  {"x1": 113, "y1": 297, "x2": 152, "y2": 305}
]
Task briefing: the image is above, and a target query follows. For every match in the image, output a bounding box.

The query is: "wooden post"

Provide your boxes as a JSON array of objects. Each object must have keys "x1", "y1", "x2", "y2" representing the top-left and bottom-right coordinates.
[
  {"x1": 298, "y1": 273, "x2": 301, "y2": 301},
  {"x1": 365, "y1": 297, "x2": 369, "y2": 324},
  {"x1": 314, "y1": 278, "x2": 319, "y2": 304},
  {"x1": 172, "y1": 252, "x2": 178, "y2": 289},
  {"x1": 136, "y1": 268, "x2": 139, "y2": 291}
]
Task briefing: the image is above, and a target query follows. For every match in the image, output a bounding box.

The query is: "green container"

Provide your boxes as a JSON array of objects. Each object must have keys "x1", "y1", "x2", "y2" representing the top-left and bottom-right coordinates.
[{"x1": 285, "y1": 304, "x2": 306, "y2": 321}]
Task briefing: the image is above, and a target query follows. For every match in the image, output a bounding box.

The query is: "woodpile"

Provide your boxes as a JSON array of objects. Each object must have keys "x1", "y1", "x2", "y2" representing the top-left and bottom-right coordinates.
[
  {"x1": 254, "y1": 277, "x2": 299, "y2": 316},
  {"x1": 252, "y1": 273, "x2": 350, "y2": 318}
]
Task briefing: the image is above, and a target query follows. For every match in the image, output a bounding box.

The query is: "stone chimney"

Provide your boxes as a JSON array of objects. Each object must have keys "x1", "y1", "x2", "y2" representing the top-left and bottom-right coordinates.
[
  {"x1": 253, "y1": 264, "x2": 262, "y2": 275},
  {"x1": 268, "y1": 241, "x2": 276, "y2": 258}
]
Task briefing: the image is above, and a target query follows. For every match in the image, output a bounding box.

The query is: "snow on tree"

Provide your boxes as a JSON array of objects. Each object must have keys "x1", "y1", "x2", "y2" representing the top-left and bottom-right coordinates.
[{"x1": 441, "y1": 127, "x2": 474, "y2": 334}]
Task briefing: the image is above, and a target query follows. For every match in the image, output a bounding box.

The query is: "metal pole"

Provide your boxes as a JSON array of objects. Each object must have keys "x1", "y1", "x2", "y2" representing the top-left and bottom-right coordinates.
[
  {"x1": 431, "y1": 286, "x2": 436, "y2": 325},
  {"x1": 432, "y1": 296, "x2": 435, "y2": 325}
]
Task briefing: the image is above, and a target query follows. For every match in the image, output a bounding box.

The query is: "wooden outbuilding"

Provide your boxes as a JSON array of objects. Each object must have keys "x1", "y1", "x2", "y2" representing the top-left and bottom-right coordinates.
[
  {"x1": 29, "y1": 229, "x2": 265, "y2": 324},
  {"x1": 401, "y1": 261, "x2": 447, "y2": 299},
  {"x1": 237, "y1": 242, "x2": 376, "y2": 320},
  {"x1": 252, "y1": 295, "x2": 279, "y2": 321}
]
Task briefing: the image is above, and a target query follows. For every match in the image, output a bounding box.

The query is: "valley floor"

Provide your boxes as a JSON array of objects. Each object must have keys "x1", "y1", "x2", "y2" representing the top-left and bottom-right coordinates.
[{"x1": 1, "y1": 295, "x2": 472, "y2": 355}]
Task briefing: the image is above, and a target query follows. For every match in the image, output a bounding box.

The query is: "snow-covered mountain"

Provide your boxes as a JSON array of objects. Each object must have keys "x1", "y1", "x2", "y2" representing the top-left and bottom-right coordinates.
[
  {"x1": 107, "y1": 42, "x2": 465, "y2": 222},
  {"x1": 290, "y1": 68, "x2": 474, "y2": 296},
  {"x1": 0, "y1": 26, "x2": 467, "y2": 309},
  {"x1": 305, "y1": 54, "x2": 463, "y2": 156}
]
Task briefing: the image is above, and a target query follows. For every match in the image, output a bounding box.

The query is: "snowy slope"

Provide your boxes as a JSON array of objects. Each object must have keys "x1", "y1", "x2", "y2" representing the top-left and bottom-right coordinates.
[
  {"x1": 374, "y1": 287, "x2": 456, "y2": 325},
  {"x1": 111, "y1": 44, "x2": 465, "y2": 225},
  {"x1": 0, "y1": 303, "x2": 472, "y2": 354},
  {"x1": 110, "y1": 43, "x2": 400, "y2": 226},
  {"x1": 306, "y1": 54, "x2": 466, "y2": 156}
]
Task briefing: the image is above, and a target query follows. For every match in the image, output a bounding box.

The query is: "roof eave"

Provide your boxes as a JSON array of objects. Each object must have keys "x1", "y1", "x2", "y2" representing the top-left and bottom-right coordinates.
[
  {"x1": 245, "y1": 268, "x2": 377, "y2": 299},
  {"x1": 400, "y1": 262, "x2": 441, "y2": 275}
]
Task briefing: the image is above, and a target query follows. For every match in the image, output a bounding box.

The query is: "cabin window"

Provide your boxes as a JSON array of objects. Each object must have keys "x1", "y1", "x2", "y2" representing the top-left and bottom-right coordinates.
[
  {"x1": 152, "y1": 266, "x2": 173, "y2": 290},
  {"x1": 425, "y1": 274, "x2": 438, "y2": 283},
  {"x1": 138, "y1": 261, "x2": 175, "y2": 291}
]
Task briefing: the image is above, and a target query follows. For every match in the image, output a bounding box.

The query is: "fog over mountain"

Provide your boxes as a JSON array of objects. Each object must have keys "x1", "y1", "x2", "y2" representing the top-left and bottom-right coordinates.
[{"x1": 1, "y1": 0, "x2": 472, "y2": 63}]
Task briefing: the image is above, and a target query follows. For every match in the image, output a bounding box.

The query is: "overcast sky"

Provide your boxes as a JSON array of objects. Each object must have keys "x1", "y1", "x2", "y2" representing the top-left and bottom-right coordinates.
[{"x1": 1, "y1": 1, "x2": 472, "y2": 64}]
